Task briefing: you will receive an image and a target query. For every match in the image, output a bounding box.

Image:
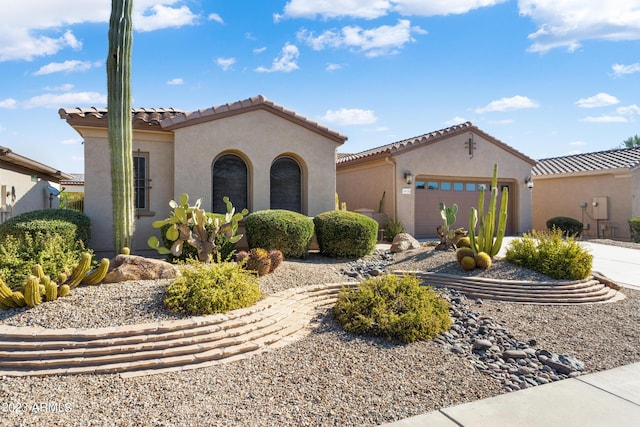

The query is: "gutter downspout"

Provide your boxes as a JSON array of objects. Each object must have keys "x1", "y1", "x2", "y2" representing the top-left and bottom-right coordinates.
[{"x1": 384, "y1": 156, "x2": 397, "y2": 219}]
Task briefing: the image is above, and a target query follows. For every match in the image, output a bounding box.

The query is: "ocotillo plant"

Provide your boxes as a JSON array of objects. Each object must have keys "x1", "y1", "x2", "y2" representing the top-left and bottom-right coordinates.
[
  {"x1": 107, "y1": 0, "x2": 134, "y2": 253},
  {"x1": 148, "y1": 194, "x2": 248, "y2": 263},
  {"x1": 468, "y1": 164, "x2": 508, "y2": 258}
]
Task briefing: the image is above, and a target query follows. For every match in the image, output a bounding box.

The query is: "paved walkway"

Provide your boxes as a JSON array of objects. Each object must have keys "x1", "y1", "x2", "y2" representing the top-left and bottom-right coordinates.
[
  {"x1": 383, "y1": 238, "x2": 640, "y2": 427},
  {"x1": 382, "y1": 362, "x2": 640, "y2": 427}
]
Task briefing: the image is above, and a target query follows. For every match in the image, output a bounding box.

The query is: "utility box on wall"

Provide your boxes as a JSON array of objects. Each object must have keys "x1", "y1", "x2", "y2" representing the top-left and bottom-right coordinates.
[{"x1": 592, "y1": 196, "x2": 608, "y2": 220}]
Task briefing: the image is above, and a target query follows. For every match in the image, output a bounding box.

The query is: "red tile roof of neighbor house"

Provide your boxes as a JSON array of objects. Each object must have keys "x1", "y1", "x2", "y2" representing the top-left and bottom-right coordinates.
[
  {"x1": 533, "y1": 146, "x2": 640, "y2": 176},
  {"x1": 336, "y1": 122, "x2": 537, "y2": 166},
  {"x1": 59, "y1": 95, "x2": 348, "y2": 144}
]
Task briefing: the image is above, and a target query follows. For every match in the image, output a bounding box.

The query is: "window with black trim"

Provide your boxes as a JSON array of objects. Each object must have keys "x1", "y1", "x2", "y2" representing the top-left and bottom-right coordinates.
[
  {"x1": 270, "y1": 156, "x2": 301, "y2": 213},
  {"x1": 133, "y1": 153, "x2": 149, "y2": 210},
  {"x1": 212, "y1": 154, "x2": 248, "y2": 213}
]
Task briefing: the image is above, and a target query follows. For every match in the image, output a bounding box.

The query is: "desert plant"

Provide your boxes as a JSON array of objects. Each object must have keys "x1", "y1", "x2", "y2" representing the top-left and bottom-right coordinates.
[
  {"x1": 268, "y1": 249, "x2": 284, "y2": 272},
  {"x1": 245, "y1": 248, "x2": 271, "y2": 276},
  {"x1": 164, "y1": 260, "x2": 261, "y2": 315},
  {"x1": 314, "y1": 210, "x2": 378, "y2": 258},
  {"x1": 505, "y1": 229, "x2": 592, "y2": 280},
  {"x1": 460, "y1": 256, "x2": 476, "y2": 271},
  {"x1": 630, "y1": 217, "x2": 640, "y2": 243},
  {"x1": 435, "y1": 202, "x2": 466, "y2": 250},
  {"x1": 333, "y1": 275, "x2": 451, "y2": 344},
  {"x1": 456, "y1": 247, "x2": 475, "y2": 263},
  {"x1": 148, "y1": 194, "x2": 247, "y2": 263},
  {"x1": 244, "y1": 210, "x2": 314, "y2": 258},
  {"x1": 546, "y1": 216, "x2": 583, "y2": 237},
  {"x1": 0, "y1": 208, "x2": 91, "y2": 248},
  {"x1": 381, "y1": 217, "x2": 405, "y2": 242},
  {"x1": 474, "y1": 252, "x2": 492, "y2": 269},
  {"x1": 456, "y1": 236, "x2": 471, "y2": 248},
  {"x1": 468, "y1": 163, "x2": 508, "y2": 258}
]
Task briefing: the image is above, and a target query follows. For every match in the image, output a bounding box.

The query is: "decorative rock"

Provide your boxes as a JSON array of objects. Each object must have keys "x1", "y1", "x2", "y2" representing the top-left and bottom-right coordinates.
[
  {"x1": 473, "y1": 339, "x2": 493, "y2": 351},
  {"x1": 103, "y1": 255, "x2": 181, "y2": 283},
  {"x1": 389, "y1": 233, "x2": 422, "y2": 253},
  {"x1": 502, "y1": 349, "x2": 528, "y2": 360}
]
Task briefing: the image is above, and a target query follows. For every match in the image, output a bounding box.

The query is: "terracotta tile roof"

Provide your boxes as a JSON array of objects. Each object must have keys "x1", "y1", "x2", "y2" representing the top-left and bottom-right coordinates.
[
  {"x1": 533, "y1": 146, "x2": 640, "y2": 176},
  {"x1": 337, "y1": 122, "x2": 536, "y2": 166},
  {"x1": 58, "y1": 107, "x2": 186, "y2": 130},
  {"x1": 161, "y1": 95, "x2": 347, "y2": 144}
]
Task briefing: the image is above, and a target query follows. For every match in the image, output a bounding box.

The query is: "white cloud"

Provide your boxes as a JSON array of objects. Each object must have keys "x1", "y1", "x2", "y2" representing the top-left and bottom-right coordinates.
[
  {"x1": 612, "y1": 62, "x2": 640, "y2": 77},
  {"x1": 43, "y1": 83, "x2": 75, "y2": 92},
  {"x1": 326, "y1": 63, "x2": 342, "y2": 71},
  {"x1": 475, "y1": 96, "x2": 539, "y2": 113},
  {"x1": 575, "y1": 92, "x2": 620, "y2": 108},
  {"x1": 216, "y1": 57, "x2": 236, "y2": 71},
  {"x1": 33, "y1": 60, "x2": 101, "y2": 75},
  {"x1": 580, "y1": 115, "x2": 628, "y2": 123},
  {"x1": 321, "y1": 108, "x2": 377, "y2": 125},
  {"x1": 255, "y1": 43, "x2": 300, "y2": 73},
  {"x1": 24, "y1": 91, "x2": 107, "y2": 109},
  {"x1": 0, "y1": 98, "x2": 17, "y2": 109},
  {"x1": 208, "y1": 13, "x2": 223, "y2": 24},
  {"x1": 135, "y1": 4, "x2": 198, "y2": 32},
  {"x1": 617, "y1": 104, "x2": 640, "y2": 116},
  {"x1": 253, "y1": 47, "x2": 267, "y2": 54},
  {"x1": 0, "y1": 1, "x2": 200, "y2": 61},
  {"x1": 277, "y1": 0, "x2": 506, "y2": 20},
  {"x1": 298, "y1": 19, "x2": 425, "y2": 57},
  {"x1": 519, "y1": 1, "x2": 640, "y2": 53},
  {"x1": 166, "y1": 78, "x2": 184, "y2": 85},
  {"x1": 445, "y1": 116, "x2": 468, "y2": 126}
]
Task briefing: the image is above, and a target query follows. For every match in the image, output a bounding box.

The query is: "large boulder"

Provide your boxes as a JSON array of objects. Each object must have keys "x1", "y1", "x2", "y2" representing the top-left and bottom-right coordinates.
[
  {"x1": 103, "y1": 255, "x2": 180, "y2": 283},
  {"x1": 390, "y1": 233, "x2": 422, "y2": 253}
]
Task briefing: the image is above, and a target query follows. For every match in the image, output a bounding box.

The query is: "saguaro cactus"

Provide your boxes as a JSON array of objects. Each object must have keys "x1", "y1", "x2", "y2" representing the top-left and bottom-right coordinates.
[
  {"x1": 107, "y1": 0, "x2": 135, "y2": 253},
  {"x1": 469, "y1": 164, "x2": 508, "y2": 258}
]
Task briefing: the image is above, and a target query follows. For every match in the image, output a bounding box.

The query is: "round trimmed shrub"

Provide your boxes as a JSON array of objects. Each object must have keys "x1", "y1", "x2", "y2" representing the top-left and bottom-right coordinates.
[
  {"x1": 314, "y1": 210, "x2": 378, "y2": 258},
  {"x1": 0, "y1": 209, "x2": 91, "y2": 247},
  {"x1": 629, "y1": 217, "x2": 640, "y2": 243},
  {"x1": 333, "y1": 275, "x2": 451, "y2": 344},
  {"x1": 244, "y1": 210, "x2": 314, "y2": 258},
  {"x1": 546, "y1": 216, "x2": 583, "y2": 237},
  {"x1": 164, "y1": 260, "x2": 261, "y2": 315}
]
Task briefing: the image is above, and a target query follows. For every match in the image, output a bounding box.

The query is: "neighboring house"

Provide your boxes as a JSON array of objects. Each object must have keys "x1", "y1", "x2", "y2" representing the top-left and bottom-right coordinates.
[
  {"x1": 59, "y1": 95, "x2": 347, "y2": 256},
  {"x1": 532, "y1": 147, "x2": 640, "y2": 241},
  {"x1": 0, "y1": 145, "x2": 73, "y2": 223},
  {"x1": 60, "y1": 173, "x2": 85, "y2": 211},
  {"x1": 336, "y1": 122, "x2": 537, "y2": 239}
]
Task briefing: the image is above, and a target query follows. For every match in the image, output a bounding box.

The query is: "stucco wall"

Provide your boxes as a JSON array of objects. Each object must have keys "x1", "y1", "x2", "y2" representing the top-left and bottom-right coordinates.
[
  {"x1": 336, "y1": 158, "x2": 395, "y2": 217},
  {"x1": 172, "y1": 109, "x2": 339, "y2": 216},
  {"x1": 81, "y1": 127, "x2": 174, "y2": 256},
  {"x1": 0, "y1": 169, "x2": 59, "y2": 222},
  {"x1": 532, "y1": 171, "x2": 632, "y2": 241},
  {"x1": 632, "y1": 167, "x2": 640, "y2": 219},
  {"x1": 338, "y1": 132, "x2": 534, "y2": 237}
]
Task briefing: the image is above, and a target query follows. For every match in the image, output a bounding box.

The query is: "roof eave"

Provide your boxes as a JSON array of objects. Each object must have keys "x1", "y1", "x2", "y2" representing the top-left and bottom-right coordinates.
[{"x1": 0, "y1": 146, "x2": 74, "y2": 182}]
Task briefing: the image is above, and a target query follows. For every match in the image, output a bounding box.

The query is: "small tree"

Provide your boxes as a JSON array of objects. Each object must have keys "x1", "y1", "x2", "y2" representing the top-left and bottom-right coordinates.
[{"x1": 621, "y1": 134, "x2": 640, "y2": 148}]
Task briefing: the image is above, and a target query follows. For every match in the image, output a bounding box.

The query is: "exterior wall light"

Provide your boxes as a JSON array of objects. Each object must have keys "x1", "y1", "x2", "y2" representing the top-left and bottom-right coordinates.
[
  {"x1": 524, "y1": 176, "x2": 534, "y2": 189},
  {"x1": 404, "y1": 172, "x2": 413, "y2": 185}
]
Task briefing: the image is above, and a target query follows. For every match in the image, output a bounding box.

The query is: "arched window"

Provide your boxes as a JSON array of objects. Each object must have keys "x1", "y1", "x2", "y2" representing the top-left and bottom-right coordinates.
[
  {"x1": 270, "y1": 156, "x2": 301, "y2": 213},
  {"x1": 212, "y1": 154, "x2": 248, "y2": 213}
]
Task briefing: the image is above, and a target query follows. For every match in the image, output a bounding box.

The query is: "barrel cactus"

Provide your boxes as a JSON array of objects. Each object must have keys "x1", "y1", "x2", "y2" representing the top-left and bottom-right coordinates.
[
  {"x1": 24, "y1": 275, "x2": 42, "y2": 308},
  {"x1": 246, "y1": 248, "x2": 271, "y2": 276}
]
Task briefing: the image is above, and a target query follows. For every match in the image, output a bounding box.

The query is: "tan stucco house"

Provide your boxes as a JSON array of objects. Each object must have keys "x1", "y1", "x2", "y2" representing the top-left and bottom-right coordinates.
[
  {"x1": 59, "y1": 95, "x2": 347, "y2": 256},
  {"x1": 0, "y1": 146, "x2": 72, "y2": 223},
  {"x1": 532, "y1": 147, "x2": 640, "y2": 241},
  {"x1": 336, "y1": 122, "x2": 537, "y2": 239}
]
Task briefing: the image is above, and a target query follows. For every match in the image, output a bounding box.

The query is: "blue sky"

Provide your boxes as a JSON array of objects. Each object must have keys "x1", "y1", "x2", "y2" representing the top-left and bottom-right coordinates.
[{"x1": 1, "y1": 0, "x2": 639, "y2": 174}]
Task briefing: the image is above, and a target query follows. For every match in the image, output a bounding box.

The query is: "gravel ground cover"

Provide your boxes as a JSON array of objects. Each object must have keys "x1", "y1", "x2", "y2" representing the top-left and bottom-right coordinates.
[{"x1": 1, "y1": 243, "x2": 639, "y2": 426}]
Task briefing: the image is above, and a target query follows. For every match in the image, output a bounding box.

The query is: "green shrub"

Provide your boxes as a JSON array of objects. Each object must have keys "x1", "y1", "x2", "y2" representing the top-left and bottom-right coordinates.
[
  {"x1": 546, "y1": 216, "x2": 583, "y2": 237},
  {"x1": 160, "y1": 213, "x2": 237, "y2": 263},
  {"x1": 164, "y1": 260, "x2": 261, "y2": 315},
  {"x1": 314, "y1": 210, "x2": 378, "y2": 258},
  {"x1": 333, "y1": 275, "x2": 451, "y2": 344},
  {"x1": 0, "y1": 232, "x2": 85, "y2": 288},
  {"x1": 0, "y1": 209, "x2": 91, "y2": 247},
  {"x1": 244, "y1": 210, "x2": 314, "y2": 258},
  {"x1": 505, "y1": 229, "x2": 592, "y2": 280},
  {"x1": 381, "y1": 217, "x2": 405, "y2": 242},
  {"x1": 629, "y1": 217, "x2": 640, "y2": 243}
]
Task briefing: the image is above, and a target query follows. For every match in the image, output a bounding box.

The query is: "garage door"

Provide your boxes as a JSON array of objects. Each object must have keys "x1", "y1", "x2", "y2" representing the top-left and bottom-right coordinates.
[{"x1": 414, "y1": 178, "x2": 513, "y2": 239}]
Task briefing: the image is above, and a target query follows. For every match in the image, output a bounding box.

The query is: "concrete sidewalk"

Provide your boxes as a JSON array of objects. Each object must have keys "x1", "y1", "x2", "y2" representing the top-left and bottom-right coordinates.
[{"x1": 382, "y1": 362, "x2": 640, "y2": 427}]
